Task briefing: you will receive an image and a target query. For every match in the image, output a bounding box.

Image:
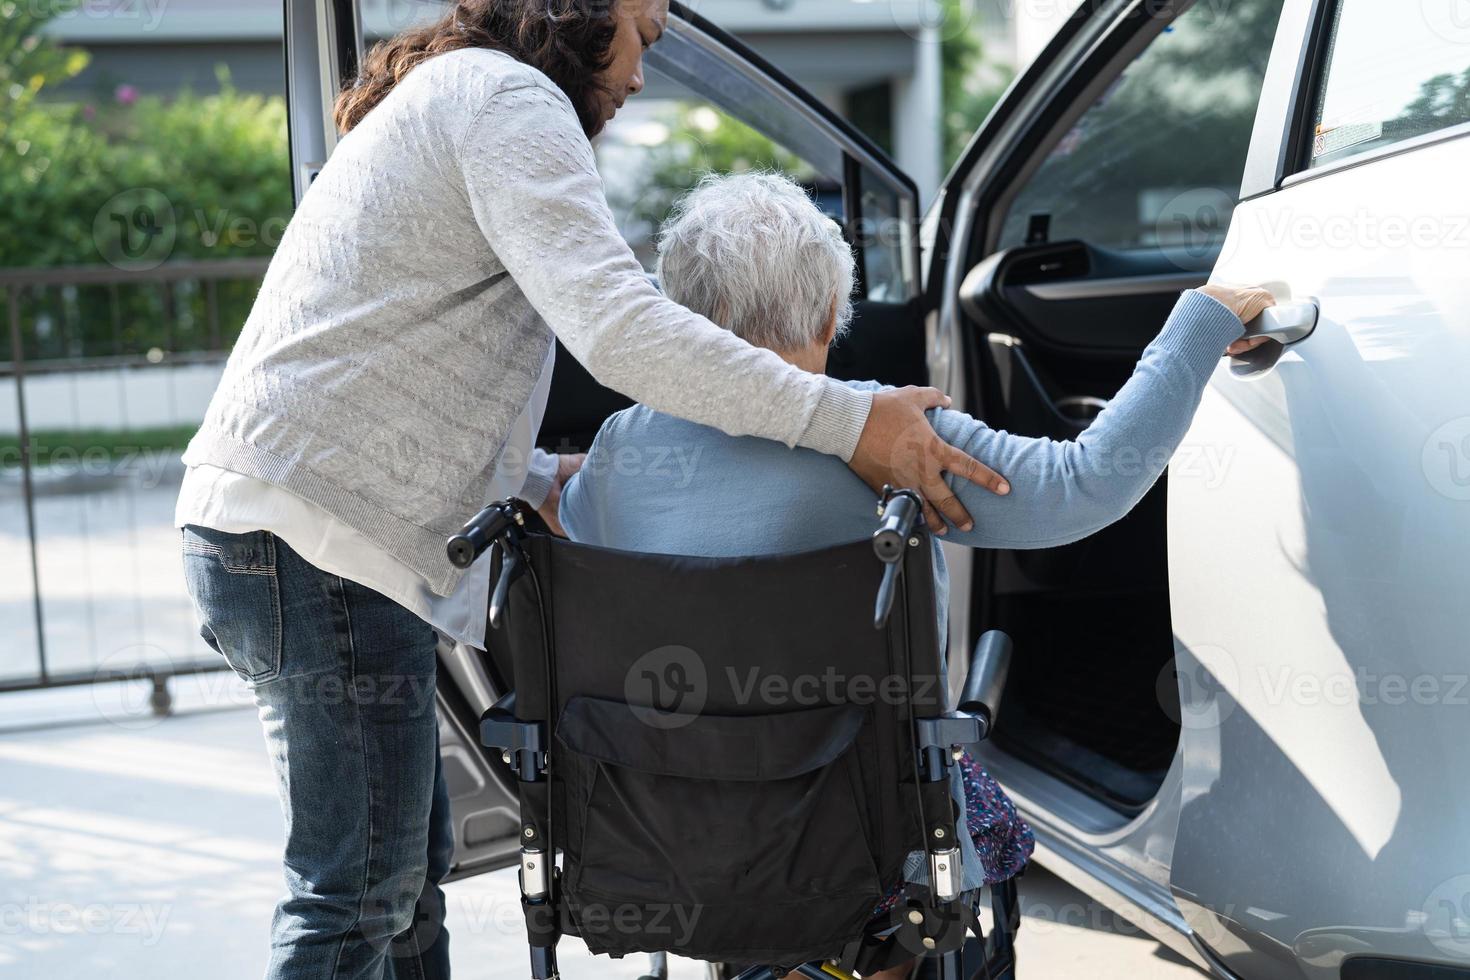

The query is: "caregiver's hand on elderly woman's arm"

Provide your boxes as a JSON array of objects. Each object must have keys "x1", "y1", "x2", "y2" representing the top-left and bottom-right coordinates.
[{"x1": 851, "y1": 386, "x2": 1011, "y2": 533}]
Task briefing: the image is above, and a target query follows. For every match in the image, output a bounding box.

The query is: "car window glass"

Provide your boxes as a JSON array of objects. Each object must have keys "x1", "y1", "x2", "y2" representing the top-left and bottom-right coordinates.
[
  {"x1": 600, "y1": 101, "x2": 832, "y2": 272},
  {"x1": 995, "y1": 0, "x2": 1285, "y2": 263},
  {"x1": 1307, "y1": 0, "x2": 1470, "y2": 168},
  {"x1": 856, "y1": 172, "x2": 914, "y2": 302}
]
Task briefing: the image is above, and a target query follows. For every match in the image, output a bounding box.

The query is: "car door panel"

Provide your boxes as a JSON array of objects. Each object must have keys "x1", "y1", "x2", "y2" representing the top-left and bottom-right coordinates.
[
  {"x1": 1167, "y1": 130, "x2": 1470, "y2": 979},
  {"x1": 963, "y1": 241, "x2": 1211, "y2": 358}
]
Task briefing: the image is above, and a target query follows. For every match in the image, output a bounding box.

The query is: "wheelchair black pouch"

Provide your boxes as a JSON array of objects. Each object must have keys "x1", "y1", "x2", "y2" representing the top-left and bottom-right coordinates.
[{"x1": 551, "y1": 694, "x2": 898, "y2": 964}]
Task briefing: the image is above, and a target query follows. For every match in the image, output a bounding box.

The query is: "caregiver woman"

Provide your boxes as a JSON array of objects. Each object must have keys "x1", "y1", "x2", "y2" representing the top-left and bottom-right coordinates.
[{"x1": 175, "y1": 0, "x2": 1012, "y2": 975}]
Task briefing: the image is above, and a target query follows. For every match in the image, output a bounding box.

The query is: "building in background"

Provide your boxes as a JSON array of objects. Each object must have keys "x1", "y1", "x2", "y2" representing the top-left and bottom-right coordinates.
[{"x1": 44, "y1": 0, "x2": 1036, "y2": 204}]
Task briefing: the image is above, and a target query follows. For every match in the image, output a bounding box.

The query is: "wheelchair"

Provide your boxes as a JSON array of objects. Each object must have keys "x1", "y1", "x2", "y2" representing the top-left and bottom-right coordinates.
[{"x1": 447, "y1": 488, "x2": 1022, "y2": 980}]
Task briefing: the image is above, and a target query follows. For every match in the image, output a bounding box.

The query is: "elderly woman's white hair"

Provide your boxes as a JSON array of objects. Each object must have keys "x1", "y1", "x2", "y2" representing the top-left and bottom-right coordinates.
[{"x1": 655, "y1": 172, "x2": 856, "y2": 353}]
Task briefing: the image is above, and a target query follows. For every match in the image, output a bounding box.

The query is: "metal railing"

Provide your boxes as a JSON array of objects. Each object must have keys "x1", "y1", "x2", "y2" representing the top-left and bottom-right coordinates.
[{"x1": 2, "y1": 258, "x2": 269, "y2": 701}]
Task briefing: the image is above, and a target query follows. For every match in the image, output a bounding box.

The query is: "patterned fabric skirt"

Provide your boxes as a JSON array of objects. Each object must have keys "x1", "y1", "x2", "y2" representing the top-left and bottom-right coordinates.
[{"x1": 871, "y1": 752, "x2": 1033, "y2": 916}]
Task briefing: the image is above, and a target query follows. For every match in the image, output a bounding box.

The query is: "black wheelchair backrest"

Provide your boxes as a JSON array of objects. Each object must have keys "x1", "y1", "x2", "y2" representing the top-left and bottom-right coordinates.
[{"x1": 494, "y1": 531, "x2": 955, "y2": 966}]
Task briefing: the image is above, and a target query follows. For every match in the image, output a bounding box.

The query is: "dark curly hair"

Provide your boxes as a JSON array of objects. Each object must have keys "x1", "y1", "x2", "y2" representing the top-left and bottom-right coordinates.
[{"x1": 333, "y1": 0, "x2": 619, "y2": 137}]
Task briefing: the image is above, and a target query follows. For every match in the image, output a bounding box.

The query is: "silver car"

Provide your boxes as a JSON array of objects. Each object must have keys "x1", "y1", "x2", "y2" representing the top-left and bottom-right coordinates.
[{"x1": 282, "y1": 0, "x2": 1470, "y2": 976}]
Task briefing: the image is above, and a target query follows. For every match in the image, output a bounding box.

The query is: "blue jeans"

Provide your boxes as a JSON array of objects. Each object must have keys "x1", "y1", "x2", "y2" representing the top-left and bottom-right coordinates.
[{"x1": 182, "y1": 524, "x2": 454, "y2": 980}]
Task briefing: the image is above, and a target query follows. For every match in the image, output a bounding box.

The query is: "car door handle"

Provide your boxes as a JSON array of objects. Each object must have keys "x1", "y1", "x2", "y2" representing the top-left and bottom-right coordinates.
[{"x1": 1244, "y1": 300, "x2": 1318, "y2": 346}]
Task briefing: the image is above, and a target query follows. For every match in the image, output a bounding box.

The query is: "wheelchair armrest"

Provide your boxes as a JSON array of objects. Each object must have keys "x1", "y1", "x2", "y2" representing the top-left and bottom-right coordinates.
[
  {"x1": 915, "y1": 713, "x2": 986, "y2": 752},
  {"x1": 480, "y1": 690, "x2": 546, "y2": 780},
  {"x1": 957, "y1": 629, "x2": 1012, "y2": 732}
]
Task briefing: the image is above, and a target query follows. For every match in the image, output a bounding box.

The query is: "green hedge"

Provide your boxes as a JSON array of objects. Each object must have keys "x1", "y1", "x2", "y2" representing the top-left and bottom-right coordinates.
[
  {"x1": 3, "y1": 77, "x2": 290, "y2": 363},
  {"x1": 3, "y1": 11, "x2": 291, "y2": 364}
]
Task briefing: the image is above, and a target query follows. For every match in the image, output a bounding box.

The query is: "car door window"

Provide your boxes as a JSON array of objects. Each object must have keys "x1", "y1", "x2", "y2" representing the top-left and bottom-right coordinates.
[
  {"x1": 855, "y1": 170, "x2": 914, "y2": 302},
  {"x1": 600, "y1": 101, "x2": 834, "y2": 272},
  {"x1": 994, "y1": 0, "x2": 1285, "y2": 262},
  {"x1": 1307, "y1": 0, "x2": 1470, "y2": 169}
]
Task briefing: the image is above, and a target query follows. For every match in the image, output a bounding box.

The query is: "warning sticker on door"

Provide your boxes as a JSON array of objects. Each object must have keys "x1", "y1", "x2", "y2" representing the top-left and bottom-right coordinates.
[{"x1": 1313, "y1": 121, "x2": 1383, "y2": 158}]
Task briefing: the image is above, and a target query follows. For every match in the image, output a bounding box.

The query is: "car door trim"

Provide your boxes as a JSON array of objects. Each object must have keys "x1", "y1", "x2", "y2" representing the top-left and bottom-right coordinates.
[
  {"x1": 1021, "y1": 271, "x2": 1208, "y2": 301},
  {"x1": 282, "y1": 0, "x2": 361, "y2": 205},
  {"x1": 665, "y1": 2, "x2": 916, "y2": 205},
  {"x1": 1237, "y1": 0, "x2": 1332, "y2": 200},
  {"x1": 1279, "y1": 121, "x2": 1470, "y2": 188}
]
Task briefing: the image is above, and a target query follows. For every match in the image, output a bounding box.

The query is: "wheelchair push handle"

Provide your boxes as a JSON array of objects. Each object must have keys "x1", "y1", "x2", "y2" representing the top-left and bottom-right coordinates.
[
  {"x1": 872, "y1": 487, "x2": 923, "y2": 563},
  {"x1": 872, "y1": 487, "x2": 923, "y2": 629},
  {"x1": 958, "y1": 629, "x2": 1012, "y2": 732},
  {"x1": 446, "y1": 499, "x2": 525, "y2": 569}
]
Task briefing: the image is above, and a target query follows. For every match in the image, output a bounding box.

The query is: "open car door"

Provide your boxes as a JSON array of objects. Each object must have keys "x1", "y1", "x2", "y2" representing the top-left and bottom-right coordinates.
[
  {"x1": 282, "y1": 0, "x2": 925, "y2": 881},
  {"x1": 923, "y1": 0, "x2": 1285, "y2": 967}
]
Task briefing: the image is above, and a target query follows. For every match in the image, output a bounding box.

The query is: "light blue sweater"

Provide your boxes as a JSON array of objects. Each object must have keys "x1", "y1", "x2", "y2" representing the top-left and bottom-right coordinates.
[{"x1": 560, "y1": 289, "x2": 1243, "y2": 645}]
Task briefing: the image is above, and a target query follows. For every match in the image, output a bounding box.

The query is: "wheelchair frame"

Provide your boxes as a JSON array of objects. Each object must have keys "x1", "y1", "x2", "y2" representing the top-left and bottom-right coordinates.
[{"x1": 449, "y1": 489, "x2": 1022, "y2": 980}]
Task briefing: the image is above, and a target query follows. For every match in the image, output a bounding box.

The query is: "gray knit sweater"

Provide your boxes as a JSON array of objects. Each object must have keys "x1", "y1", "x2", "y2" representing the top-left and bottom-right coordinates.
[{"x1": 182, "y1": 48, "x2": 872, "y2": 595}]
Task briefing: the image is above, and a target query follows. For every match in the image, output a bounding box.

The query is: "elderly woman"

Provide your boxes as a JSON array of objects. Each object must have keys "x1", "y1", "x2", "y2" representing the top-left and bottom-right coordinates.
[{"x1": 558, "y1": 172, "x2": 1271, "y2": 972}]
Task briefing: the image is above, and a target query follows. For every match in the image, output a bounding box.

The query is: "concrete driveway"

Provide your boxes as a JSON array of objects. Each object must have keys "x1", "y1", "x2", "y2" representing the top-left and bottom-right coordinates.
[{"x1": 0, "y1": 677, "x2": 1204, "y2": 978}]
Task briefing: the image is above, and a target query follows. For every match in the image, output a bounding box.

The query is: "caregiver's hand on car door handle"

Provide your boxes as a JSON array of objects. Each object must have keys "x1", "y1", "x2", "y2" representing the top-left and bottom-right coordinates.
[{"x1": 851, "y1": 386, "x2": 1010, "y2": 535}]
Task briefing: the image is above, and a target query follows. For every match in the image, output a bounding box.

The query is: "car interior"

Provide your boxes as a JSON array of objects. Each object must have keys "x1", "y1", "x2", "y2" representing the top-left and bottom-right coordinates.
[{"x1": 947, "y1": 0, "x2": 1286, "y2": 813}]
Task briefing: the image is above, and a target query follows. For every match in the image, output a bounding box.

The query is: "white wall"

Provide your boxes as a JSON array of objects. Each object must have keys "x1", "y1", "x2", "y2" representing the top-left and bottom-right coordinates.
[{"x1": 0, "y1": 363, "x2": 225, "y2": 437}]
